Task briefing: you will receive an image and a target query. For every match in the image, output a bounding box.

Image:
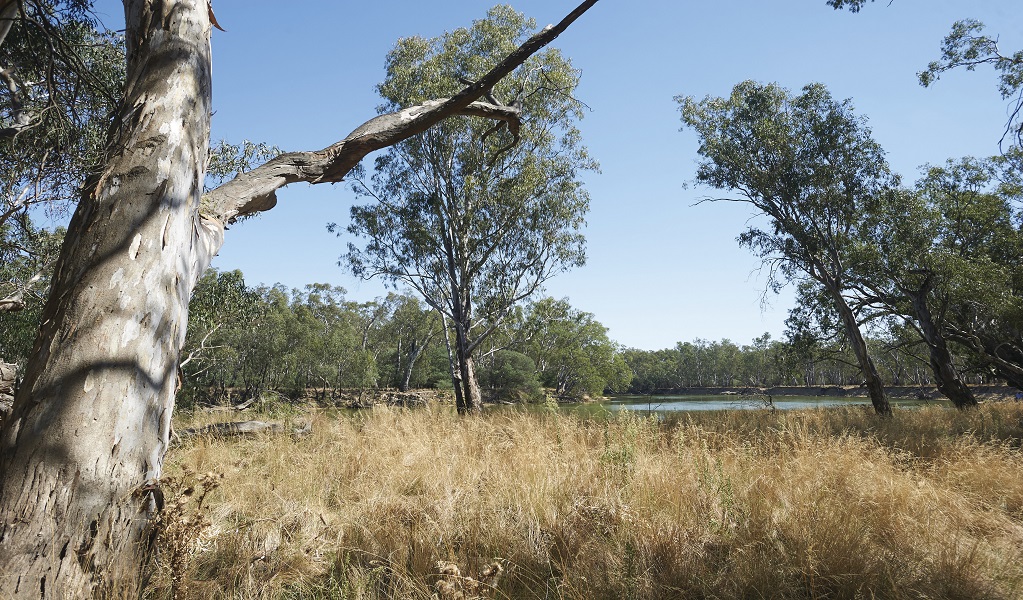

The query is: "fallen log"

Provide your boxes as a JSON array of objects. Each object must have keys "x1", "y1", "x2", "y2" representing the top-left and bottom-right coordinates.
[
  {"x1": 178, "y1": 420, "x2": 282, "y2": 438},
  {"x1": 177, "y1": 419, "x2": 312, "y2": 440},
  {"x1": 200, "y1": 396, "x2": 259, "y2": 412}
]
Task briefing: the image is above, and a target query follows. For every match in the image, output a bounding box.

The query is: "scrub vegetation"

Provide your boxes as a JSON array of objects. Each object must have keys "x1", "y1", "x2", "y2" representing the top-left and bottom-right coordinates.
[{"x1": 148, "y1": 402, "x2": 1023, "y2": 599}]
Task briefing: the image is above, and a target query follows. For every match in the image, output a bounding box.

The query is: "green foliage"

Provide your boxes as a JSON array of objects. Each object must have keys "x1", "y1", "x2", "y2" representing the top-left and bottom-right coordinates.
[
  {"x1": 0, "y1": 219, "x2": 63, "y2": 362},
  {"x1": 1, "y1": 3, "x2": 123, "y2": 209},
  {"x1": 478, "y1": 349, "x2": 543, "y2": 402},
  {"x1": 918, "y1": 19, "x2": 1023, "y2": 147},
  {"x1": 678, "y1": 81, "x2": 896, "y2": 290},
  {"x1": 0, "y1": 3, "x2": 123, "y2": 328},
  {"x1": 341, "y1": 6, "x2": 595, "y2": 404},
  {"x1": 181, "y1": 271, "x2": 408, "y2": 404},
  {"x1": 518, "y1": 297, "x2": 631, "y2": 399},
  {"x1": 204, "y1": 139, "x2": 282, "y2": 192},
  {"x1": 825, "y1": 0, "x2": 874, "y2": 12},
  {"x1": 375, "y1": 294, "x2": 441, "y2": 391}
]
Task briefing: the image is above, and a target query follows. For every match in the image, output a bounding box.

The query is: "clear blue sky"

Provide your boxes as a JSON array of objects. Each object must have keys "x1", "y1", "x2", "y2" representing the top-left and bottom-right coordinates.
[{"x1": 91, "y1": 0, "x2": 1023, "y2": 351}]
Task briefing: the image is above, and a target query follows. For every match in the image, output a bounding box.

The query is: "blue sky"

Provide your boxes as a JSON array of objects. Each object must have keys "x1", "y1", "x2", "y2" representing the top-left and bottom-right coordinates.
[{"x1": 91, "y1": 0, "x2": 1023, "y2": 350}]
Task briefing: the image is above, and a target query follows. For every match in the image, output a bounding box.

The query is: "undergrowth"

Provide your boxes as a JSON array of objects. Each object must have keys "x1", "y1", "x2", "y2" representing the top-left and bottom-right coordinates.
[{"x1": 147, "y1": 403, "x2": 1023, "y2": 599}]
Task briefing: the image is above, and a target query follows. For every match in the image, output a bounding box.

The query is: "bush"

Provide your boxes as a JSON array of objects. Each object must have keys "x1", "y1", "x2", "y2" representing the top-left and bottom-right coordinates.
[{"x1": 479, "y1": 350, "x2": 543, "y2": 402}]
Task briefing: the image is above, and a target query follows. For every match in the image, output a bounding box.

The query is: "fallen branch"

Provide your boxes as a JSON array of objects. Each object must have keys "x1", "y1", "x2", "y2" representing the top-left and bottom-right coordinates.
[
  {"x1": 177, "y1": 419, "x2": 313, "y2": 440},
  {"x1": 178, "y1": 420, "x2": 280, "y2": 438}
]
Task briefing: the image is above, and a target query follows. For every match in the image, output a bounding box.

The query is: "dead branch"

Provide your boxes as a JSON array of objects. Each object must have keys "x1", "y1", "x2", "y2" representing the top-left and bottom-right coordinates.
[
  {"x1": 0, "y1": 257, "x2": 53, "y2": 312},
  {"x1": 200, "y1": 0, "x2": 598, "y2": 228},
  {"x1": 177, "y1": 419, "x2": 310, "y2": 439}
]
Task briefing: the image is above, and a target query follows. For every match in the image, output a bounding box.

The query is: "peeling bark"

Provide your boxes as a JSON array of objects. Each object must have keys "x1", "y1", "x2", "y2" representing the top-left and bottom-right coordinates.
[
  {"x1": 0, "y1": 361, "x2": 14, "y2": 425},
  {"x1": 0, "y1": 1, "x2": 599, "y2": 596},
  {"x1": 0, "y1": 1, "x2": 212, "y2": 596}
]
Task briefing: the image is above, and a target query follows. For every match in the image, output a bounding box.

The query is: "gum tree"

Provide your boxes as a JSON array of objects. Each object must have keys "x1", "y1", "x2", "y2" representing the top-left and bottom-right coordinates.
[
  {"x1": 679, "y1": 81, "x2": 896, "y2": 415},
  {"x1": 343, "y1": 6, "x2": 594, "y2": 414},
  {"x1": 0, "y1": 1, "x2": 599, "y2": 596}
]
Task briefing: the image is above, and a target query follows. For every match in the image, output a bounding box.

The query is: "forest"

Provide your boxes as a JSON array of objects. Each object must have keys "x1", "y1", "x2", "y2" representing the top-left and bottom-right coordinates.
[
  {"x1": 7, "y1": 265, "x2": 999, "y2": 406},
  {"x1": 1, "y1": 0, "x2": 1023, "y2": 598}
]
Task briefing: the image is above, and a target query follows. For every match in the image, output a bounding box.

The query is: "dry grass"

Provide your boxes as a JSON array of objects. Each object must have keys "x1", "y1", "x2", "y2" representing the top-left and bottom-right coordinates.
[{"x1": 147, "y1": 403, "x2": 1023, "y2": 599}]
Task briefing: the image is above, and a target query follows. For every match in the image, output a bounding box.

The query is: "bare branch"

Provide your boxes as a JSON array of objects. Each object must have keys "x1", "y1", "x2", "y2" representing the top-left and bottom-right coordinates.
[
  {"x1": 201, "y1": 0, "x2": 598, "y2": 227},
  {"x1": 0, "y1": 256, "x2": 52, "y2": 313},
  {"x1": 178, "y1": 323, "x2": 222, "y2": 368}
]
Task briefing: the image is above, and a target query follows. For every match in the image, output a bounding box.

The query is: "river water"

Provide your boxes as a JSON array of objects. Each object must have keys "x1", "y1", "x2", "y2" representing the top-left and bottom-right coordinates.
[{"x1": 565, "y1": 394, "x2": 943, "y2": 417}]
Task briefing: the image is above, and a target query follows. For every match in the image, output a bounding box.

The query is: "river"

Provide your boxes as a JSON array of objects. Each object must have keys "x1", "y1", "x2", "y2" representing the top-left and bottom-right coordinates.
[{"x1": 562, "y1": 394, "x2": 943, "y2": 417}]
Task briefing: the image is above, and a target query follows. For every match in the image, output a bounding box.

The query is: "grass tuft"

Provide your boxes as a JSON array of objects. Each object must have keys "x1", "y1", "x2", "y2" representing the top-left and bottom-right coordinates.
[{"x1": 149, "y1": 403, "x2": 1023, "y2": 599}]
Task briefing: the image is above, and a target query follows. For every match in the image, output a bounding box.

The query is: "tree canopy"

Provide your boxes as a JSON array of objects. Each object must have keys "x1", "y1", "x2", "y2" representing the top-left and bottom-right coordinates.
[
  {"x1": 342, "y1": 5, "x2": 595, "y2": 413},
  {"x1": 678, "y1": 81, "x2": 897, "y2": 414}
]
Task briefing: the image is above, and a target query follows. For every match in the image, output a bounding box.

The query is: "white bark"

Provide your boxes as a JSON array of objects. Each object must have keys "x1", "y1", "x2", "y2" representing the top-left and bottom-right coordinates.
[
  {"x1": 0, "y1": 0, "x2": 212, "y2": 595},
  {"x1": 0, "y1": 1, "x2": 599, "y2": 597}
]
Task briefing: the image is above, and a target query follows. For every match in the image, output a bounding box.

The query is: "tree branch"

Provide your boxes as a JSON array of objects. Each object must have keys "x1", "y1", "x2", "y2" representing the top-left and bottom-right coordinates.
[
  {"x1": 0, "y1": 0, "x2": 18, "y2": 51},
  {"x1": 0, "y1": 256, "x2": 53, "y2": 313},
  {"x1": 0, "y1": 65, "x2": 33, "y2": 139},
  {"x1": 201, "y1": 0, "x2": 598, "y2": 229}
]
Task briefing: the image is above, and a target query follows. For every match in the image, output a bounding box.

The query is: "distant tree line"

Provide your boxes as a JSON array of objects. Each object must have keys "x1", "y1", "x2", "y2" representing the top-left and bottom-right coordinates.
[
  {"x1": 621, "y1": 327, "x2": 1004, "y2": 394},
  {"x1": 149, "y1": 269, "x2": 629, "y2": 405}
]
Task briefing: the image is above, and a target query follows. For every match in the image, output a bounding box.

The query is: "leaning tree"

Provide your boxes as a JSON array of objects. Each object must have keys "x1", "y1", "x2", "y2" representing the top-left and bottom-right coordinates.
[
  {"x1": 0, "y1": 1, "x2": 599, "y2": 597},
  {"x1": 679, "y1": 81, "x2": 897, "y2": 415}
]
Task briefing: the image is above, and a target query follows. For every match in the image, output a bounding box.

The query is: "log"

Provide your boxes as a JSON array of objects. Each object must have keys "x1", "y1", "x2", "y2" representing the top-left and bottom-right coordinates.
[
  {"x1": 177, "y1": 419, "x2": 312, "y2": 440},
  {"x1": 178, "y1": 420, "x2": 282, "y2": 438},
  {"x1": 200, "y1": 396, "x2": 259, "y2": 412}
]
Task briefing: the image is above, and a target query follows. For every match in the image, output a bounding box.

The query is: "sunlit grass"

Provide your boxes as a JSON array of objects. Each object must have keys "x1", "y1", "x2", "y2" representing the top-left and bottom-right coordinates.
[{"x1": 149, "y1": 403, "x2": 1023, "y2": 599}]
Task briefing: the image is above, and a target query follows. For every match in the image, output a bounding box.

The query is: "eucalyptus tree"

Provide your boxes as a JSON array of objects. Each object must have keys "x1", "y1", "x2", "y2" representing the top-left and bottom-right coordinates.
[
  {"x1": 380, "y1": 293, "x2": 441, "y2": 392},
  {"x1": 343, "y1": 6, "x2": 594, "y2": 413},
  {"x1": 0, "y1": 0, "x2": 600, "y2": 595},
  {"x1": 916, "y1": 157, "x2": 1023, "y2": 390},
  {"x1": 916, "y1": 19, "x2": 1023, "y2": 148},
  {"x1": 679, "y1": 81, "x2": 897, "y2": 415},
  {"x1": 0, "y1": 1, "x2": 122, "y2": 312},
  {"x1": 830, "y1": 0, "x2": 1023, "y2": 148},
  {"x1": 517, "y1": 297, "x2": 631, "y2": 399}
]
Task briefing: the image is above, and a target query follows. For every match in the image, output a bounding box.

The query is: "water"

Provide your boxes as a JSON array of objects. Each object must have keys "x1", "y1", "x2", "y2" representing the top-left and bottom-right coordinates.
[{"x1": 563, "y1": 394, "x2": 944, "y2": 417}]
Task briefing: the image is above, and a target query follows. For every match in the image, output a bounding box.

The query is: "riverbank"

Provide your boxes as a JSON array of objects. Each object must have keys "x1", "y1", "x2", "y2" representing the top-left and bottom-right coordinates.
[
  {"x1": 641, "y1": 384, "x2": 1018, "y2": 401},
  {"x1": 150, "y1": 403, "x2": 1023, "y2": 599}
]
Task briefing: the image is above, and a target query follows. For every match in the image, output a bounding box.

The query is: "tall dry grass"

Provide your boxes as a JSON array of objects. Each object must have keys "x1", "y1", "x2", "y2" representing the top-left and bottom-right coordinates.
[{"x1": 149, "y1": 403, "x2": 1023, "y2": 599}]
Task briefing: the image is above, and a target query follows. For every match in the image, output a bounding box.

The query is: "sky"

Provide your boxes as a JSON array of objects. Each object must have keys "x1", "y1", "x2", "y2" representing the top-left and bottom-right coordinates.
[{"x1": 89, "y1": 0, "x2": 1023, "y2": 351}]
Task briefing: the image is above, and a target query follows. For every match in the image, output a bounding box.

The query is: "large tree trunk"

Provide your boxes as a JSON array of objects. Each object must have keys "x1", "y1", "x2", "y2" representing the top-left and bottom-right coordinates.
[
  {"x1": 907, "y1": 286, "x2": 977, "y2": 409},
  {"x1": 450, "y1": 312, "x2": 483, "y2": 414},
  {"x1": 825, "y1": 281, "x2": 892, "y2": 416},
  {"x1": 0, "y1": 2, "x2": 598, "y2": 596},
  {"x1": 440, "y1": 312, "x2": 465, "y2": 409},
  {"x1": 450, "y1": 286, "x2": 483, "y2": 413},
  {"x1": 0, "y1": 1, "x2": 212, "y2": 597},
  {"x1": 458, "y1": 352, "x2": 484, "y2": 414}
]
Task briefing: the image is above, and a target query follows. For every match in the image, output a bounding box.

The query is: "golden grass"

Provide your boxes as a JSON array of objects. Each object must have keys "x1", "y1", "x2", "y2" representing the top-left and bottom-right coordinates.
[{"x1": 148, "y1": 403, "x2": 1023, "y2": 599}]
